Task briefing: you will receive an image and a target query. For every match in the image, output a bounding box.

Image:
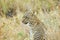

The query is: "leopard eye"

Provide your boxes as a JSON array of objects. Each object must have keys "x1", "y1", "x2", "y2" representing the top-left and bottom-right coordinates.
[
  {"x1": 25, "y1": 16, "x2": 30, "y2": 19},
  {"x1": 23, "y1": 16, "x2": 27, "y2": 18}
]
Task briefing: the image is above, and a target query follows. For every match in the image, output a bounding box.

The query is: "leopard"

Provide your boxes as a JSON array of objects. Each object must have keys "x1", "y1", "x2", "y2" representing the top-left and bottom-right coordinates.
[{"x1": 22, "y1": 11, "x2": 46, "y2": 40}]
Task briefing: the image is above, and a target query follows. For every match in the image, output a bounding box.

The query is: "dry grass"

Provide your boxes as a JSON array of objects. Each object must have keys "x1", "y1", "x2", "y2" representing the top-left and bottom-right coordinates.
[{"x1": 0, "y1": 0, "x2": 60, "y2": 40}]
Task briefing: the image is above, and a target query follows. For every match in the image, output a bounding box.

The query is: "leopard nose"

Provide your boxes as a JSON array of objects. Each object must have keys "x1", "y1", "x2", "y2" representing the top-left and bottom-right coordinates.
[{"x1": 24, "y1": 22, "x2": 28, "y2": 24}]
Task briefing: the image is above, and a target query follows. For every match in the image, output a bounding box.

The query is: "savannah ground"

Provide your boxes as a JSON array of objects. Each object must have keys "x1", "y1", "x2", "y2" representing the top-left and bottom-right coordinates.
[{"x1": 0, "y1": 0, "x2": 60, "y2": 40}]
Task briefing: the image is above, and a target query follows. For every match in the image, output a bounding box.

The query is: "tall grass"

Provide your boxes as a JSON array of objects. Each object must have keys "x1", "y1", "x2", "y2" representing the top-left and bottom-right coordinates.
[
  {"x1": 0, "y1": 0, "x2": 14, "y2": 15},
  {"x1": 0, "y1": 0, "x2": 60, "y2": 40}
]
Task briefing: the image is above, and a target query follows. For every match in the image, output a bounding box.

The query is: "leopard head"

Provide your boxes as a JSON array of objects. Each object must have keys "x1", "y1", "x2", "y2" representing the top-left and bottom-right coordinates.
[{"x1": 22, "y1": 11, "x2": 39, "y2": 26}]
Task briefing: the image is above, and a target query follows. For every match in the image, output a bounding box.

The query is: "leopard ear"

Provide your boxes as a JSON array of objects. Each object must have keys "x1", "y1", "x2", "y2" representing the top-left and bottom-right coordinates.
[
  {"x1": 24, "y1": 9, "x2": 35, "y2": 17},
  {"x1": 30, "y1": 10, "x2": 37, "y2": 15},
  {"x1": 26, "y1": 10, "x2": 33, "y2": 15}
]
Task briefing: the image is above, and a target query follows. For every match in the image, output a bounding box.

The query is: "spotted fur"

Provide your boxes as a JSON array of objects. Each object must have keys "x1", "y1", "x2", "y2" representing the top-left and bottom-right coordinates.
[{"x1": 22, "y1": 11, "x2": 45, "y2": 40}]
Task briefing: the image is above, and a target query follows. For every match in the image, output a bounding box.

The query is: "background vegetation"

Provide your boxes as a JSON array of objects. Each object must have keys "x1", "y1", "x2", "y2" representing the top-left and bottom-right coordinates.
[{"x1": 0, "y1": 0, "x2": 60, "y2": 40}]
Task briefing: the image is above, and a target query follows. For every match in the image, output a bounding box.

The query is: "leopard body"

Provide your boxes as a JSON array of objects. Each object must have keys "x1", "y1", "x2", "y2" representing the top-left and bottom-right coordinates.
[{"x1": 22, "y1": 11, "x2": 45, "y2": 40}]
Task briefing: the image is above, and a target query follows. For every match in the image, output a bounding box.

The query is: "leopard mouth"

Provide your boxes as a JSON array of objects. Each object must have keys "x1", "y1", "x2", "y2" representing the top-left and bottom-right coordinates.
[
  {"x1": 22, "y1": 20, "x2": 28, "y2": 24},
  {"x1": 24, "y1": 22, "x2": 28, "y2": 24}
]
